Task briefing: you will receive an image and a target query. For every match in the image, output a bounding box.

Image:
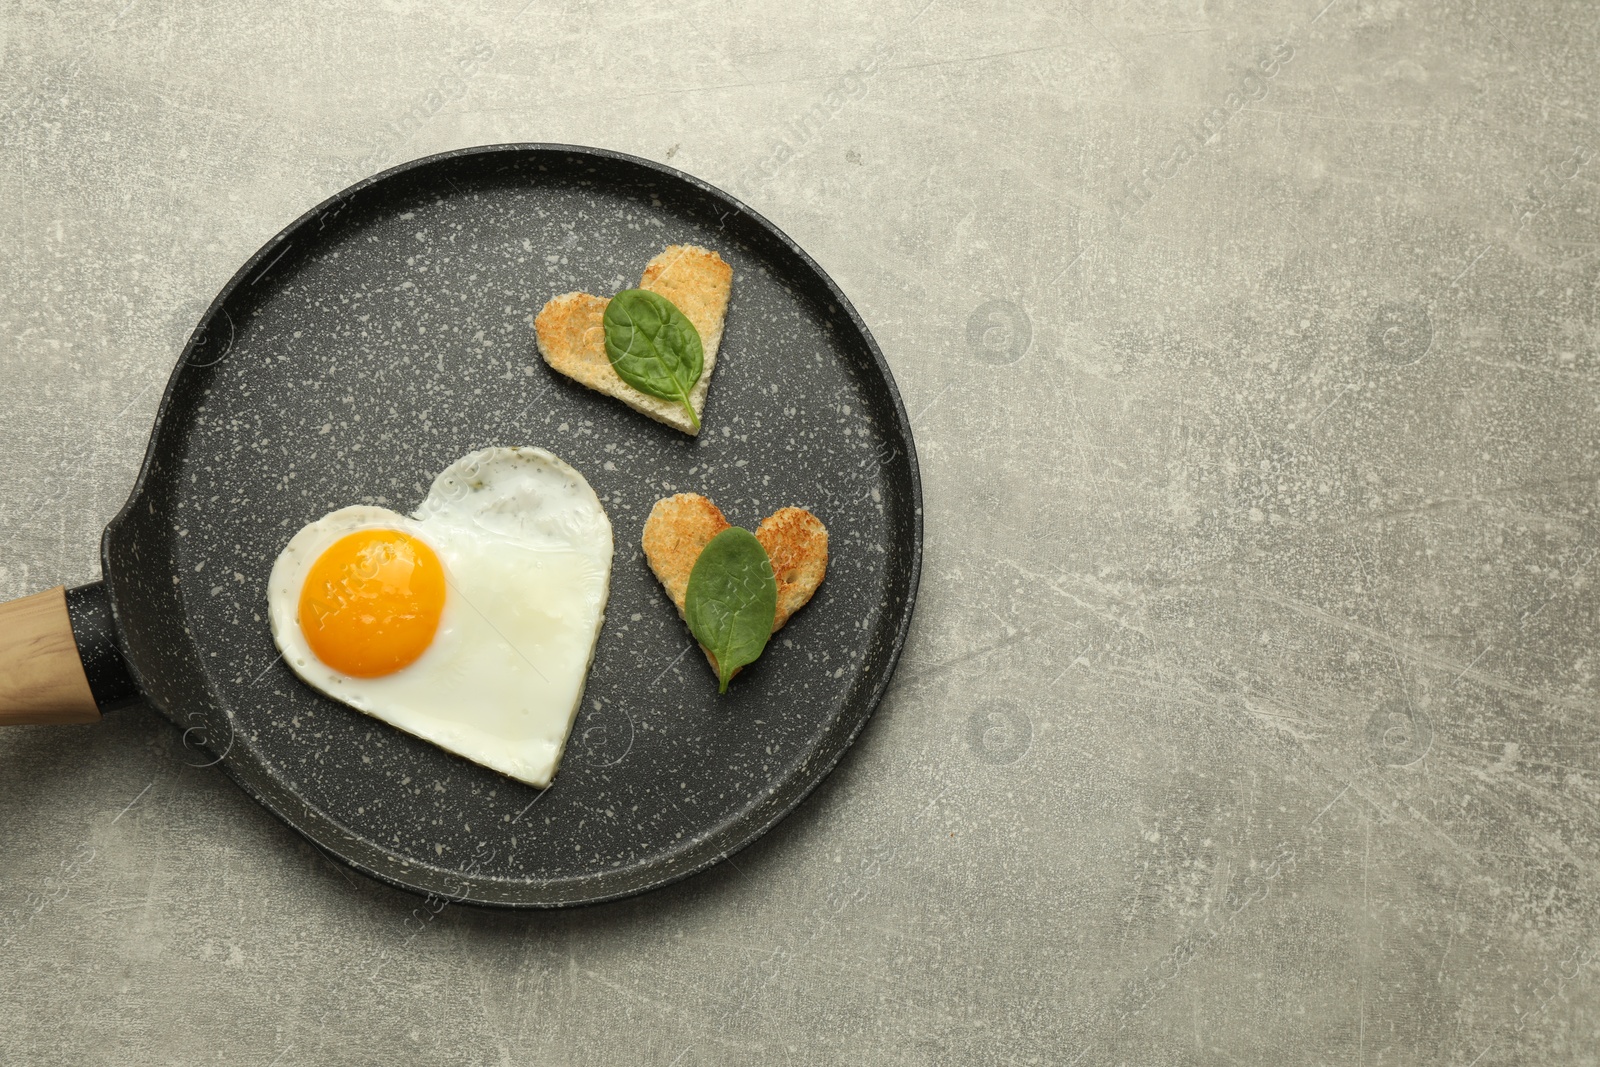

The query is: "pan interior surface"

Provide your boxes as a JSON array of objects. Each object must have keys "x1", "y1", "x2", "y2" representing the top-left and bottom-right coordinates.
[{"x1": 103, "y1": 146, "x2": 921, "y2": 906}]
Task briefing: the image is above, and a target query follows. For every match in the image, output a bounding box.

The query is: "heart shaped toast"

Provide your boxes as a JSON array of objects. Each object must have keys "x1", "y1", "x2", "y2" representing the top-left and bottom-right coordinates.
[
  {"x1": 535, "y1": 245, "x2": 732, "y2": 436},
  {"x1": 643, "y1": 493, "x2": 828, "y2": 676}
]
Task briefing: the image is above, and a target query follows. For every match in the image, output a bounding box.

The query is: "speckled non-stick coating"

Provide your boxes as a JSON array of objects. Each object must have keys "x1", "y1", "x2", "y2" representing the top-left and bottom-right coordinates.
[{"x1": 100, "y1": 145, "x2": 922, "y2": 906}]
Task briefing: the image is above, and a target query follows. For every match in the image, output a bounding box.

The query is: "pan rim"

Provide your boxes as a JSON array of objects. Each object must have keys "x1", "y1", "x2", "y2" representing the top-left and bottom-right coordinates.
[{"x1": 101, "y1": 142, "x2": 924, "y2": 907}]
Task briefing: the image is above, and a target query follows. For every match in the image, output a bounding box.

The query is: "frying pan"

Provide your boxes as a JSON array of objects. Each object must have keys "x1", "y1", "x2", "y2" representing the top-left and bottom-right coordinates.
[{"x1": 0, "y1": 145, "x2": 922, "y2": 907}]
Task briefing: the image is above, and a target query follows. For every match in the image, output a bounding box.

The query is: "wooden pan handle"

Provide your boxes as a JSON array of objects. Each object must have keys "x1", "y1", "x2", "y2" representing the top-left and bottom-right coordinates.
[{"x1": 0, "y1": 586, "x2": 100, "y2": 725}]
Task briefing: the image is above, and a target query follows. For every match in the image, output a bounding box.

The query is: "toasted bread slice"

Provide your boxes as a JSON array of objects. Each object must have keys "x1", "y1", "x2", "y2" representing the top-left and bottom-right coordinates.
[
  {"x1": 534, "y1": 245, "x2": 732, "y2": 436},
  {"x1": 642, "y1": 493, "x2": 828, "y2": 680}
]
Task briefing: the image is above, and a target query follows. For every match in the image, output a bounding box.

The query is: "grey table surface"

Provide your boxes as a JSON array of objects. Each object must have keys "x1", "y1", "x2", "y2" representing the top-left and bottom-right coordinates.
[{"x1": 4, "y1": 0, "x2": 1599, "y2": 1063}]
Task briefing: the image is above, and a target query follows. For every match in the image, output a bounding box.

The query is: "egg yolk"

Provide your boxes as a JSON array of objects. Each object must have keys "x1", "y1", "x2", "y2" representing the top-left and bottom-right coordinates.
[{"x1": 298, "y1": 529, "x2": 446, "y2": 678}]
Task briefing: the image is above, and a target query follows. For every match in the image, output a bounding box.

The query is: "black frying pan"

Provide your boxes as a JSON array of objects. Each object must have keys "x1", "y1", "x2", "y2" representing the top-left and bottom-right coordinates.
[{"x1": 0, "y1": 144, "x2": 922, "y2": 907}]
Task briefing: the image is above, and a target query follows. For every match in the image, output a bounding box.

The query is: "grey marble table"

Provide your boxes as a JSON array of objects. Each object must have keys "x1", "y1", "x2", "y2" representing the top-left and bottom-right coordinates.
[{"x1": 4, "y1": 0, "x2": 1599, "y2": 1063}]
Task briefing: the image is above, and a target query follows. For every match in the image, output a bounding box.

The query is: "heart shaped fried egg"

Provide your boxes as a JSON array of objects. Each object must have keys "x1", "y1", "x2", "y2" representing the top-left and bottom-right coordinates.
[{"x1": 267, "y1": 447, "x2": 612, "y2": 787}]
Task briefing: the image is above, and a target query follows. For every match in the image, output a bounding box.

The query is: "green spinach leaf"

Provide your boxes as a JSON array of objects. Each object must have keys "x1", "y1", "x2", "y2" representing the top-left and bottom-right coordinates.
[
  {"x1": 685, "y1": 527, "x2": 778, "y2": 693},
  {"x1": 603, "y1": 288, "x2": 704, "y2": 431}
]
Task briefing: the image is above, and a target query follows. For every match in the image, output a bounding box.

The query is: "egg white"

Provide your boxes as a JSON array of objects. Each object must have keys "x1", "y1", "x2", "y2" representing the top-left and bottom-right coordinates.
[{"x1": 267, "y1": 447, "x2": 613, "y2": 787}]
